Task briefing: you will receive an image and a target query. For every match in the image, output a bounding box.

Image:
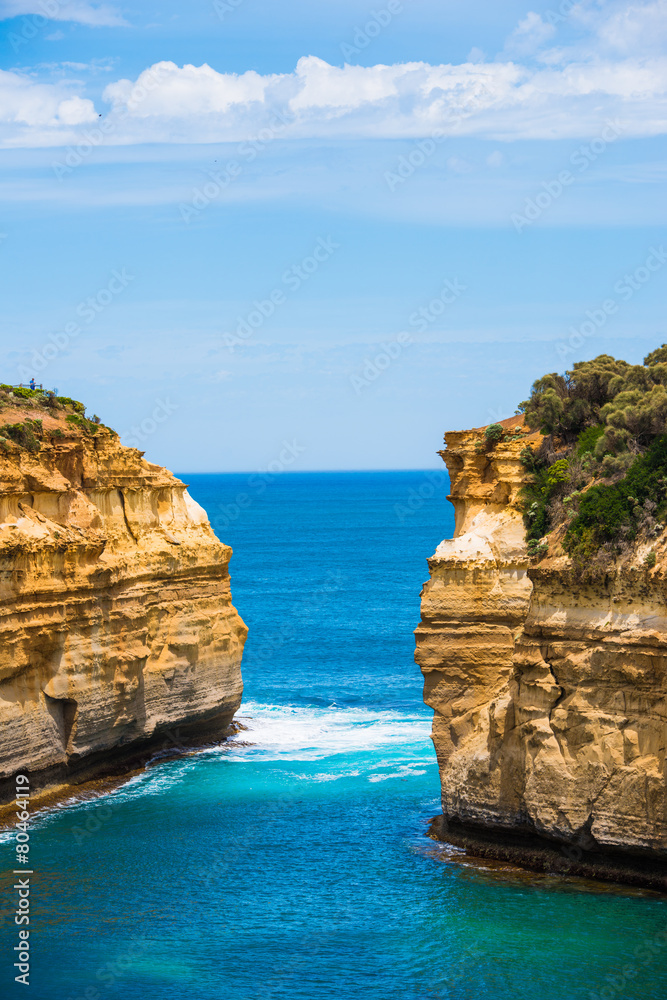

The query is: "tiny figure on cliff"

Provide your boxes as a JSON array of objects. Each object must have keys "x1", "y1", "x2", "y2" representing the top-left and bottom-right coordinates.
[{"x1": 29, "y1": 378, "x2": 36, "y2": 390}]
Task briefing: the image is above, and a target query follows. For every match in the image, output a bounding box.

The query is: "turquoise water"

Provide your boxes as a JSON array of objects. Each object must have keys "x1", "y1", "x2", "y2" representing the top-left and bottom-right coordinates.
[{"x1": 1, "y1": 471, "x2": 666, "y2": 999}]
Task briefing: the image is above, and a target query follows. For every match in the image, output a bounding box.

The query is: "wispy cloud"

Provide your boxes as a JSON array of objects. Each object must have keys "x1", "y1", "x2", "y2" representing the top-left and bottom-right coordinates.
[
  {"x1": 504, "y1": 12, "x2": 556, "y2": 58},
  {"x1": 582, "y1": 0, "x2": 667, "y2": 56},
  {"x1": 0, "y1": 1, "x2": 128, "y2": 27}
]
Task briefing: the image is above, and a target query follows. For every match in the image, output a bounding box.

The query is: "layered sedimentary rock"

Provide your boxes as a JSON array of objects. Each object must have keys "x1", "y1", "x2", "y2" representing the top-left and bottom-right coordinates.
[
  {"x1": 0, "y1": 414, "x2": 246, "y2": 802},
  {"x1": 416, "y1": 416, "x2": 667, "y2": 884}
]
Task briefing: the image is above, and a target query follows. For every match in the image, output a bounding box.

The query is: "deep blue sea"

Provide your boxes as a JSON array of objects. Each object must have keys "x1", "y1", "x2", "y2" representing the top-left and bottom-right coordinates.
[{"x1": 2, "y1": 472, "x2": 667, "y2": 999}]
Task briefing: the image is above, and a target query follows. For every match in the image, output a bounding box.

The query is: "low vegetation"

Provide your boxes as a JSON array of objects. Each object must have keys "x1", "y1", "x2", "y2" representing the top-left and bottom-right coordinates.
[
  {"x1": 66, "y1": 413, "x2": 105, "y2": 435},
  {"x1": 517, "y1": 347, "x2": 667, "y2": 568},
  {"x1": 474, "y1": 422, "x2": 526, "y2": 454},
  {"x1": 0, "y1": 386, "x2": 113, "y2": 451},
  {"x1": 1, "y1": 420, "x2": 43, "y2": 453}
]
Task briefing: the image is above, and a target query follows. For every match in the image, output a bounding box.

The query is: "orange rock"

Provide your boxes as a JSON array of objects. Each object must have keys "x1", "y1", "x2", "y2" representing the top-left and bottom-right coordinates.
[
  {"x1": 416, "y1": 418, "x2": 667, "y2": 870},
  {"x1": 0, "y1": 421, "x2": 246, "y2": 800}
]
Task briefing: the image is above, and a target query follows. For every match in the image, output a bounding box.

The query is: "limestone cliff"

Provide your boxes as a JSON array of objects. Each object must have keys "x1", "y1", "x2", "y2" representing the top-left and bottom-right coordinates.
[
  {"x1": 0, "y1": 396, "x2": 246, "y2": 803},
  {"x1": 416, "y1": 416, "x2": 667, "y2": 887}
]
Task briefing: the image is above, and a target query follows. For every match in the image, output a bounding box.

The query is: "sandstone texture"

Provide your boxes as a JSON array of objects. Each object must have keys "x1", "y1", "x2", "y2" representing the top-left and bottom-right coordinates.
[
  {"x1": 416, "y1": 416, "x2": 667, "y2": 884},
  {"x1": 0, "y1": 404, "x2": 246, "y2": 802}
]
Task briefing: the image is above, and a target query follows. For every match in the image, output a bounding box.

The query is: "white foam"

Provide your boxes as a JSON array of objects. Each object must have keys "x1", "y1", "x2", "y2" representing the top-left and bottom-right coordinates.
[
  {"x1": 227, "y1": 701, "x2": 434, "y2": 762},
  {"x1": 0, "y1": 703, "x2": 436, "y2": 833},
  {"x1": 368, "y1": 764, "x2": 428, "y2": 782},
  {"x1": 295, "y1": 769, "x2": 362, "y2": 782}
]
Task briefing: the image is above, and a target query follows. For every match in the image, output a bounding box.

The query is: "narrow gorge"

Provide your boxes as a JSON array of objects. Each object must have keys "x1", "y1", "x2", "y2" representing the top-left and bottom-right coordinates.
[
  {"x1": 0, "y1": 392, "x2": 247, "y2": 806},
  {"x1": 416, "y1": 411, "x2": 667, "y2": 889}
]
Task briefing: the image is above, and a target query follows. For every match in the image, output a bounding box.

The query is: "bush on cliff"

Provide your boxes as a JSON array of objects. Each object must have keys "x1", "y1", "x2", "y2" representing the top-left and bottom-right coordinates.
[
  {"x1": 521, "y1": 452, "x2": 587, "y2": 543},
  {"x1": 3, "y1": 420, "x2": 42, "y2": 452},
  {"x1": 66, "y1": 413, "x2": 100, "y2": 434},
  {"x1": 576, "y1": 424, "x2": 605, "y2": 457},
  {"x1": 518, "y1": 355, "x2": 631, "y2": 441},
  {"x1": 519, "y1": 348, "x2": 667, "y2": 455},
  {"x1": 58, "y1": 396, "x2": 86, "y2": 414},
  {"x1": 564, "y1": 435, "x2": 667, "y2": 559},
  {"x1": 519, "y1": 344, "x2": 667, "y2": 559},
  {"x1": 12, "y1": 386, "x2": 40, "y2": 401}
]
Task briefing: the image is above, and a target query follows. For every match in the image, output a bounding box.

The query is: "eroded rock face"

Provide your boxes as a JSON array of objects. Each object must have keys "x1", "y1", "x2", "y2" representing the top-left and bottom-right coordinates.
[
  {"x1": 415, "y1": 417, "x2": 667, "y2": 877},
  {"x1": 416, "y1": 419, "x2": 536, "y2": 830},
  {"x1": 514, "y1": 566, "x2": 667, "y2": 855},
  {"x1": 0, "y1": 428, "x2": 247, "y2": 800}
]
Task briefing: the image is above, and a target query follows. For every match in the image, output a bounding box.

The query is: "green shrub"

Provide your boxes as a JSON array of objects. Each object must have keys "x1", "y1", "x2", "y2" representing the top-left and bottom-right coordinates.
[
  {"x1": 577, "y1": 424, "x2": 604, "y2": 456},
  {"x1": 66, "y1": 413, "x2": 99, "y2": 435},
  {"x1": 644, "y1": 346, "x2": 667, "y2": 366},
  {"x1": 595, "y1": 384, "x2": 667, "y2": 458},
  {"x1": 40, "y1": 391, "x2": 60, "y2": 410},
  {"x1": 485, "y1": 423, "x2": 503, "y2": 443},
  {"x1": 527, "y1": 538, "x2": 549, "y2": 559},
  {"x1": 545, "y1": 458, "x2": 569, "y2": 490},
  {"x1": 519, "y1": 445, "x2": 538, "y2": 471},
  {"x1": 645, "y1": 550, "x2": 657, "y2": 568},
  {"x1": 66, "y1": 413, "x2": 88, "y2": 430},
  {"x1": 3, "y1": 421, "x2": 41, "y2": 452},
  {"x1": 520, "y1": 456, "x2": 576, "y2": 541},
  {"x1": 519, "y1": 356, "x2": 631, "y2": 440},
  {"x1": 565, "y1": 434, "x2": 667, "y2": 559},
  {"x1": 12, "y1": 386, "x2": 39, "y2": 400},
  {"x1": 515, "y1": 345, "x2": 667, "y2": 559},
  {"x1": 519, "y1": 349, "x2": 667, "y2": 447},
  {"x1": 58, "y1": 396, "x2": 85, "y2": 415},
  {"x1": 522, "y1": 463, "x2": 553, "y2": 537}
]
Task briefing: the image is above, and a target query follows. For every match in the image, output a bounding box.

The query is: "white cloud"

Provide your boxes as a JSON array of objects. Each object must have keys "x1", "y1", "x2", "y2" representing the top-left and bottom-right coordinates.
[
  {"x1": 103, "y1": 62, "x2": 274, "y2": 118},
  {"x1": 290, "y1": 56, "x2": 405, "y2": 112},
  {"x1": 0, "y1": 1, "x2": 127, "y2": 26},
  {"x1": 94, "y1": 52, "x2": 667, "y2": 143},
  {"x1": 2, "y1": 3, "x2": 667, "y2": 147},
  {"x1": 505, "y1": 11, "x2": 556, "y2": 57},
  {"x1": 55, "y1": 94, "x2": 97, "y2": 124},
  {"x1": 596, "y1": 1, "x2": 667, "y2": 54},
  {"x1": 0, "y1": 68, "x2": 96, "y2": 130}
]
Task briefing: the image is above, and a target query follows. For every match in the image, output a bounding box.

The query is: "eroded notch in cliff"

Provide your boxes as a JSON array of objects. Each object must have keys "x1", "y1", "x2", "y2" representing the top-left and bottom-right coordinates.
[
  {"x1": 44, "y1": 693, "x2": 78, "y2": 752},
  {"x1": 117, "y1": 489, "x2": 138, "y2": 543}
]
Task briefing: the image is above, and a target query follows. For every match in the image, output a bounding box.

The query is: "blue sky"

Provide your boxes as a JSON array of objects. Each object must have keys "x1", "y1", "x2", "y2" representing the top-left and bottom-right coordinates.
[{"x1": 0, "y1": 0, "x2": 666, "y2": 471}]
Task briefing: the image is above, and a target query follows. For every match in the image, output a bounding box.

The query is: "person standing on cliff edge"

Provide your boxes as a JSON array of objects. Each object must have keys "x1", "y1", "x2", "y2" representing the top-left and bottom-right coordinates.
[{"x1": 29, "y1": 378, "x2": 36, "y2": 390}]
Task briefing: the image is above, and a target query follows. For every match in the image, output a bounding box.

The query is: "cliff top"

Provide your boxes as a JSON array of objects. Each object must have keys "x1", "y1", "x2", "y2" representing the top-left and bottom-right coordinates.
[
  {"x1": 445, "y1": 414, "x2": 541, "y2": 444},
  {"x1": 473, "y1": 414, "x2": 528, "y2": 432},
  {"x1": 439, "y1": 346, "x2": 667, "y2": 578},
  {"x1": 510, "y1": 347, "x2": 667, "y2": 574},
  {"x1": 0, "y1": 385, "x2": 180, "y2": 499},
  {"x1": 0, "y1": 385, "x2": 114, "y2": 450}
]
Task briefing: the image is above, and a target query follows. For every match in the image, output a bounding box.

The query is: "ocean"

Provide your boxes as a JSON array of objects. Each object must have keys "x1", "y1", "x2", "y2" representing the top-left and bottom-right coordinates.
[{"x1": 1, "y1": 471, "x2": 666, "y2": 999}]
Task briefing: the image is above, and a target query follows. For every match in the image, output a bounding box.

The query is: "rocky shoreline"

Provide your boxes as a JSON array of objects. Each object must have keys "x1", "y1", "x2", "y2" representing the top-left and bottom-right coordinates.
[{"x1": 428, "y1": 815, "x2": 667, "y2": 892}]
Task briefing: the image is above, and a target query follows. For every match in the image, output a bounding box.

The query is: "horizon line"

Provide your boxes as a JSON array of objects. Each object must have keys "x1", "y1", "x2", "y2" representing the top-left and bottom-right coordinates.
[{"x1": 175, "y1": 466, "x2": 448, "y2": 476}]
